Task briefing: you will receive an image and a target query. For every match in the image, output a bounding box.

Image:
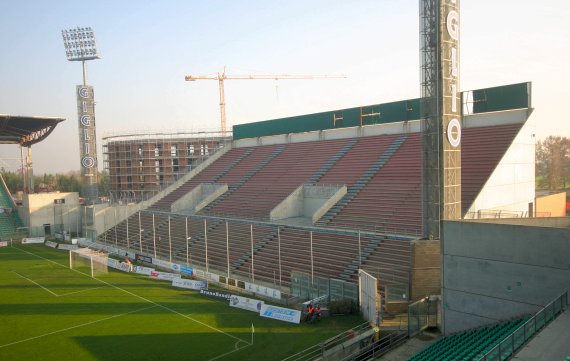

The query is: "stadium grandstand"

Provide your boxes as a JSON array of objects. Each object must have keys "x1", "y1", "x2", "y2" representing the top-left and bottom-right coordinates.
[{"x1": 92, "y1": 82, "x2": 535, "y2": 309}]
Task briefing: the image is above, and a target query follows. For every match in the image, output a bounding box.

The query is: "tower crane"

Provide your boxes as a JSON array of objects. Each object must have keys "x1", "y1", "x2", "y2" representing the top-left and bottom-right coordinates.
[{"x1": 185, "y1": 67, "x2": 345, "y2": 136}]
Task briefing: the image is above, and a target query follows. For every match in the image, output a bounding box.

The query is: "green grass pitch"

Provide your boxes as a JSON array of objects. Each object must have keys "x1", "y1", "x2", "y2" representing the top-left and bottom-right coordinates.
[{"x1": 0, "y1": 244, "x2": 363, "y2": 361}]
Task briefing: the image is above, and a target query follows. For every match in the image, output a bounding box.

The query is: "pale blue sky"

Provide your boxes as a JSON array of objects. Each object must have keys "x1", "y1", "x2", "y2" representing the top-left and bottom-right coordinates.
[{"x1": 0, "y1": 0, "x2": 569, "y2": 173}]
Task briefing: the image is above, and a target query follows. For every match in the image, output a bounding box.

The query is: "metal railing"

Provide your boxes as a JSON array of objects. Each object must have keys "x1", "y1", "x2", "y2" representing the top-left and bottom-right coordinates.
[
  {"x1": 340, "y1": 331, "x2": 408, "y2": 361},
  {"x1": 479, "y1": 291, "x2": 568, "y2": 361},
  {"x1": 282, "y1": 322, "x2": 372, "y2": 361},
  {"x1": 464, "y1": 210, "x2": 552, "y2": 219}
]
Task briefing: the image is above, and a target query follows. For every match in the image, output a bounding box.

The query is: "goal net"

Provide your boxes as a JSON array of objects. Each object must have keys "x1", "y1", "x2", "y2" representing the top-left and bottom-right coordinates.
[{"x1": 69, "y1": 247, "x2": 109, "y2": 278}]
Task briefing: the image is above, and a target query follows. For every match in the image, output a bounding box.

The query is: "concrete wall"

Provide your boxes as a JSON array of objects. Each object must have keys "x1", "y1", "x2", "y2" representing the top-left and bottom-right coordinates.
[
  {"x1": 442, "y1": 219, "x2": 570, "y2": 334},
  {"x1": 269, "y1": 185, "x2": 346, "y2": 222},
  {"x1": 269, "y1": 185, "x2": 304, "y2": 220},
  {"x1": 467, "y1": 120, "x2": 535, "y2": 214},
  {"x1": 305, "y1": 185, "x2": 346, "y2": 223},
  {"x1": 411, "y1": 239, "x2": 441, "y2": 301},
  {"x1": 22, "y1": 192, "x2": 81, "y2": 236},
  {"x1": 171, "y1": 183, "x2": 228, "y2": 213},
  {"x1": 536, "y1": 192, "x2": 567, "y2": 217}
]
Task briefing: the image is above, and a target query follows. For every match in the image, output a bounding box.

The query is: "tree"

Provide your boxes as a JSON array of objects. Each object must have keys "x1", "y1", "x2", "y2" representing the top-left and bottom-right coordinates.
[{"x1": 536, "y1": 136, "x2": 570, "y2": 190}]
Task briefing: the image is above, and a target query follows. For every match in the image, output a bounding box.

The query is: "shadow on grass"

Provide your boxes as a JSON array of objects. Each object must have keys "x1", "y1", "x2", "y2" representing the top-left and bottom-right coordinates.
[{"x1": 73, "y1": 333, "x2": 248, "y2": 361}]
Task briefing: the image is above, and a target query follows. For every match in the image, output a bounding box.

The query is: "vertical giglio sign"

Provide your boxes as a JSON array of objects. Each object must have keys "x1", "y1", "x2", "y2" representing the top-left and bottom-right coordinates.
[
  {"x1": 76, "y1": 85, "x2": 99, "y2": 200},
  {"x1": 420, "y1": 0, "x2": 461, "y2": 239},
  {"x1": 62, "y1": 27, "x2": 100, "y2": 203},
  {"x1": 441, "y1": 0, "x2": 461, "y2": 222}
]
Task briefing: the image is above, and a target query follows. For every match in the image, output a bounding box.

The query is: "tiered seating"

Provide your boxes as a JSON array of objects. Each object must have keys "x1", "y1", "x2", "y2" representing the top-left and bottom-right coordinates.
[
  {"x1": 235, "y1": 227, "x2": 375, "y2": 287},
  {"x1": 358, "y1": 237, "x2": 412, "y2": 285},
  {"x1": 324, "y1": 133, "x2": 422, "y2": 235},
  {"x1": 317, "y1": 135, "x2": 398, "y2": 187},
  {"x1": 204, "y1": 139, "x2": 349, "y2": 218},
  {"x1": 408, "y1": 316, "x2": 529, "y2": 361},
  {"x1": 150, "y1": 147, "x2": 253, "y2": 210},
  {"x1": 0, "y1": 177, "x2": 23, "y2": 239},
  {"x1": 461, "y1": 124, "x2": 522, "y2": 214},
  {"x1": 96, "y1": 123, "x2": 524, "y2": 295}
]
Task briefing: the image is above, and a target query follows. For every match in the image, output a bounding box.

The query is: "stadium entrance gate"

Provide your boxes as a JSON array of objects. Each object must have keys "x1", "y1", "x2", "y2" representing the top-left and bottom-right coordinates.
[{"x1": 359, "y1": 269, "x2": 382, "y2": 326}]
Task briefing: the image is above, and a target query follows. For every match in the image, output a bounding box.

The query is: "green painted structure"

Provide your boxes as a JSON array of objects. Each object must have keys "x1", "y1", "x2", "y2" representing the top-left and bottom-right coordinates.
[{"x1": 232, "y1": 82, "x2": 531, "y2": 140}]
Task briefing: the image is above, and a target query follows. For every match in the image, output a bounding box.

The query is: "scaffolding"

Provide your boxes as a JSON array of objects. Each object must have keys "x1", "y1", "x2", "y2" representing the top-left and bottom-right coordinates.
[{"x1": 102, "y1": 130, "x2": 232, "y2": 203}]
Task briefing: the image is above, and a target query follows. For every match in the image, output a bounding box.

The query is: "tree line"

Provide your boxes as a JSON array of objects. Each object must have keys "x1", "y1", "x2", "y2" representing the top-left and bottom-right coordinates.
[
  {"x1": 536, "y1": 136, "x2": 570, "y2": 191},
  {"x1": 1, "y1": 169, "x2": 108, "y2": 195}
]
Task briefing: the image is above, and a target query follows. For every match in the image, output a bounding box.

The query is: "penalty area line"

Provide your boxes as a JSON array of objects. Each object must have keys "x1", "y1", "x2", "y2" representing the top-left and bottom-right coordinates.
[
  {"x1": 0, "y1": 305, "x2": 157, "y2": 349},
  {"x1": 11, "y1": 270, "x2": 58, "y2": 296}
]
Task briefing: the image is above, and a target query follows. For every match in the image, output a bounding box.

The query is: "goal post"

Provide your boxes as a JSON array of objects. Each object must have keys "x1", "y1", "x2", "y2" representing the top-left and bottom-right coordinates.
[{"x1": 69, "y1": 247, "x2": 109, "y2": 278}]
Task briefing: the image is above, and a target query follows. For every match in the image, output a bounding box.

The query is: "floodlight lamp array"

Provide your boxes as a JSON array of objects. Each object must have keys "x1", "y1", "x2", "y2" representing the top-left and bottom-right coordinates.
[{"x1": 61, "y1": 27, "x2": 100, "y2": 61}]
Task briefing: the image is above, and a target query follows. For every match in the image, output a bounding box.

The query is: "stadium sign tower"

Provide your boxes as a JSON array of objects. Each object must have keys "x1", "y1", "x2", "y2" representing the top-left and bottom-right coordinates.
[
  {"x1": 61, "y1": 27, "x2": 100, "y2": 204},
  {"x1": 420, "y1": 0, "x2": 461, "y2": 239}
]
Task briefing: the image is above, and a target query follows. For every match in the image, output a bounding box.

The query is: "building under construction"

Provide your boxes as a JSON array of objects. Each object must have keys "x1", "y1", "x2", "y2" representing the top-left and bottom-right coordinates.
[{"x1": 103, "y1": 130, "x2": 231, "y2": 203}]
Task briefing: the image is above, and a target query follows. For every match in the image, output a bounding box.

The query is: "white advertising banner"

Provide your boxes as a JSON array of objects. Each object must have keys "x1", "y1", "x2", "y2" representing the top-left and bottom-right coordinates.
[
  {"x1": 44, "y1": 241, "x2": 58, "y2": 248},
  {"x1": 107, "y1": 258, "x2": 129, "y2": 272},
  {"x1": 71, "y1": 238, "x2": 86, "y2": 245},
  {"x1": 107, "y1": 258, "x2": 121, "y2": 269},
  {"x1": 207, "y1": 272, "x2": 220, "y2": 283},
  {"x1": 133, "y1": 266, "x2": 154, "y2": 275},
  {"x1": 245, "y1": 282, "x2": 281, "y2": 300},
  {"x1": 172, "y1": 278, "x2": 207, "y2": 290},
  {"x1": 58, "y1": 244, "x2": 79, "y2": 251},
  {"x1": 194, "y1": 269, "x2": 205, "y2": 278},
  {"x1": 260, "y1": 304, "x2": 301, "y2": 324},
  {"x1": 22, "y1": 237, "x2": 45, "y2": 244},
  {"x1": 0, "y1": 241, "x2": 8, "y2": 247},
  {"x1": 229, "y1": 295, "x2": 264, "y2": 313},
  {"x1": 118, "y1": 262, "x2": 132, "y2": 272},
  {"x1": 152, "y1": 258, "x2": 181, "y2": 273},
  {"x1": 149, "y1": 271, "x2": 181, "y2": 281}
]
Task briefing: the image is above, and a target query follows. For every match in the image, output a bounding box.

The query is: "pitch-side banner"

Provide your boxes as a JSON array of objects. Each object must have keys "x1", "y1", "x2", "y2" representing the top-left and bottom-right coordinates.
[
  {"x1": 22, "y1": 238, "x2": 44, "y2": 244},
  {"x1": 260, "y1": 304, "x2": 301, "y2": 324},
  {"x1": 0, "y1": 241, "x2": 8, "y2": 247},
  {"x1": 200, "y1": 289, "x2": 233, "y2": 300},
  {"x1": 149, "y1": 271, "x2": 181, "y2": 281},
  {"x1": 45, "y1": 241, "x2": 58, "y2": 248},
  {"x1": 152, "y1": 258, "x2": 181, "y2": 273},
  {"x1": 244, "y1": 282, "x2": 281, "y2": 300},
  {"x1": 180, "y1": 265, "x2": 193, "y2": 276},
  {"x1": 229, "y1": 295, "x2": 264, "y2": 313},
  {"x1": 133, "y1": 266, "x2": 154, "y2": 275},
  {"x1": 172, "y1": 278, "x2": 207, "y2": 290},
  {"x1": 58, "y1": 244, "x2": 79, "y2": 251}
]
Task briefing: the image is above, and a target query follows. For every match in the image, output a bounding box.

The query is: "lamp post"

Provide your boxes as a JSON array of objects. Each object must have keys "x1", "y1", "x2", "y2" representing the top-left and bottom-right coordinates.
[{"x1": 61, "y1": 27, "x2": 101, "y2": 204}]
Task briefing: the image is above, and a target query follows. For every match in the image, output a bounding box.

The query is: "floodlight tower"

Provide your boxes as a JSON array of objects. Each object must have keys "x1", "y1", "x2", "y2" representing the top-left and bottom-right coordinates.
[{"x1": 61, "y1": 27, "x2": 101, "y2": 204}]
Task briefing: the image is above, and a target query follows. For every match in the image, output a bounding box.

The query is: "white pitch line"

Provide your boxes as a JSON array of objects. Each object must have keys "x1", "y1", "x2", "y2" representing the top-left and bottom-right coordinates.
[
  {"x1": 12, "y1": 245, "x2": 250, "y2": 345},
  {"x1": 0, "y1": 305, "x2": 157, "y2": 349},
  {"x1": 208, "y1": 342, "x2": 251, "y2": 361},
  {"x1": 11, "y1": 270, "x2": 58, "y2": 296}
]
